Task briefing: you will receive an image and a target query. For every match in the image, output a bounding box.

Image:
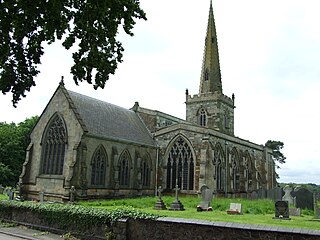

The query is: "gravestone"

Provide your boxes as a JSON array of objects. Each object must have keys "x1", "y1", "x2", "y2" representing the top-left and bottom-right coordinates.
[
  {"x1": 39, "y1": 191, "x2": 44, "y2": 202},
  {"x1": 282, "y1": 185, "x2": 294, "y2": 205},
  {"x1": 314, "y1": 192, "x2": 320, "y2": 219},
  {"x1": 273, "y1": 201, "x2": 290, "y2": 220},
  {"x1": 7, "y1": 189, "x2": 14, "y2": 201},
  {"x1": 289, "y1": 207, "x2": 301, "y2": 217},
  {"x1": 257, "y1": 188, "x2": 267, "y2": 199},
  {"x1": 154, "y1": 186, "x2": 167, "y2": 210},
  {"x1": 267, "y1": 187, "x2": 283, "y2": 201},
  {"x1": 291, "y1": 187, "x2": 314, "y2": 210},
  {"x1": 69, "y1": 186, "x2": 76, "y2": 203},
  {"x1": 0, "y1": 185, "x2": 4, "y2": 194},
  {"x1": 227, "y1": 203, "x2": 242, "y2": 215},
  {"x1": 250, "y1": 191, "x2": 258, "y2": 200},
  {"x1": 169, "y1": 185, "x2": 184, "y2": 211},
  {"x1": 197, "y1": 185, "x2": 213, "y2": 211}
]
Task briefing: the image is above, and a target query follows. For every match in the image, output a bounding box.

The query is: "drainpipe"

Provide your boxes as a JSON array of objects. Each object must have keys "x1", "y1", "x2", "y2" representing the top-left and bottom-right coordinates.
[
  {"x1": 225, "y1": 141, "x2": 228, "y2": 197},
  {"x1": 155, "y1": 145, "x2": 159, "y2": 196}
]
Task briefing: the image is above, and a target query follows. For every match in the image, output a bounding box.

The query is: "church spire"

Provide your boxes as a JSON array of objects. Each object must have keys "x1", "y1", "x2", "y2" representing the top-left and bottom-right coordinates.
[{"x1": 199, "y1": 1, "x2": 222, "y2": 94}]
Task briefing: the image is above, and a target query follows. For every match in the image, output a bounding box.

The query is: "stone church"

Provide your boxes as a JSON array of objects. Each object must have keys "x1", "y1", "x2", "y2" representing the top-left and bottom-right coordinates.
[{"x1": 19, "y1": 2, "x2": 277, "y2": 201}]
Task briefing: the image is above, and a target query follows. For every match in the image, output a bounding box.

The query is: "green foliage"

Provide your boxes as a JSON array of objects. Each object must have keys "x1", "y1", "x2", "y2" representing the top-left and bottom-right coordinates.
[
  {"x1": 0, "y1": 116, "x2": 38, "y2": 186},
  {"x1": 0, "y1": 201, "x2": 160, "y2": 230},
  {"x1": 265, "y1": 140, "x2": 286, "y2": 168},
  {"x1": 0, "y1": 0, "x2": 147, "y2": 106}
]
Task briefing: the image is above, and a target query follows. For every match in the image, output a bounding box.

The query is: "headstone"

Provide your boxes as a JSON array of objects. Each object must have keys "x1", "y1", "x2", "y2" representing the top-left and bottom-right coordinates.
[
  {"x1": 282, "y1": 185, "x2": 294, "y2": 205},
  {"x1": 314, "y1": 192, "x2": 320, "y2": 219},
  {"x1": 227, "y1": 203, "x2": 242, "y2": 215},
  {"x1": 69, "y1": 186, "x2": 76, "y2": 203},
  {"x1": 267, "y1": 187, "x2": 283, "y2": 201},
  {"x1": 250, "y1": 191, "x2": 258, "y2": 200},
  {"x1": 154, "y1": 186, "x2": 166, "y2": 210},
  {"x1": 7, "y1": 189, "x2": 14, "y2": 201},
  {"x1": 291, "y1": 187, "x2": 314, "y2": 210},
  {"x1": 197, "y1": 185, "x2": 213, "y2": 211},
  {"x1": 39, "y1": 191, "x2": 44, "y2": 202},
  {"x1": 169, "y1": 185, "x2": 184, "y2": 211},
  {"x1": 273, "y1": 201, "x2": 291, "y2": 220},
  {"x1": 257, "y1": 188, "x2": 267, "y2": 199},
  {"x1": 289, "y1": 208, "x2": 301, "y2": 217},
  {"x1": 0, "y1": 185, "x2": 4, "y2": 194}
]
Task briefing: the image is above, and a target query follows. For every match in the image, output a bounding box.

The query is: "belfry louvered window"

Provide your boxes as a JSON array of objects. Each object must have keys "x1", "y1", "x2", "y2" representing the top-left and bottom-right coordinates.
[
  {"x1": 166, "y1": 137, "x2": 194, "y2": 190},
  {"x1": 91, "y1": 145, "x2": 107, "y2": 186},
  {"x1": 199, "y1": 108, "x2": 207, "y2": 127},
  {"x1": 41, "y1": 114, "x2": 67, "y2": 175}
]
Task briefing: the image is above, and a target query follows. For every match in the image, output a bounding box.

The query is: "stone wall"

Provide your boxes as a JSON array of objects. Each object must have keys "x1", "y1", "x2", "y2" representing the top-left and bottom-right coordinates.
[{"x1": 1, "y1": 205, "x2": 320, "y2": 240}]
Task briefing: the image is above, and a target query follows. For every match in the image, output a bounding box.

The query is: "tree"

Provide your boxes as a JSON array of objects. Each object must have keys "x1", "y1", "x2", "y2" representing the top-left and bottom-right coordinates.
[
  {"x1": 0, "y1": 116, "x2": 38, "y2": 186},
  {"x1": 265, "y1": 140, "x2": 286, "y2": 168},
  {"x1": 0, "y1": 0, "x2": 147, "y2": 106}
]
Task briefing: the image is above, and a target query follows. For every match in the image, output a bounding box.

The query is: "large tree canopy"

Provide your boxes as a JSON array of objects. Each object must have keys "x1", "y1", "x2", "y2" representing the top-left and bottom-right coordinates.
[
  {"x1": 0, "y1": 0, "x2": 147, "y2": 106},
  {"x1": 265, "y1": 140, "x2": 286, "y2": 168}
]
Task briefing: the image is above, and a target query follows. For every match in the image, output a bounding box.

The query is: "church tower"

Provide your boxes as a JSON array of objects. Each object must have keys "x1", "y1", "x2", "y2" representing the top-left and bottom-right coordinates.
[{"x1": 186, "y1": 1, "x2": 235, "y2": 135}]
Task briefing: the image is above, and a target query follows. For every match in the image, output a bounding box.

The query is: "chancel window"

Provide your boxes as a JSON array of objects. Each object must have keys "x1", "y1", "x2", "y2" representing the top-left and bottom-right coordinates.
[
  {"x1": 244, "y1": 151, "x2": 253, "y2": 191},
  {"x1": 141, "y1": 154, "x2": 151, "y2": 187},
  {"x1": 41, "y1": 114, "x2": 67, "y2": 175},
  {"x1": 91, "y1": 145, "x2": 107, "y2": 186},
  {"x1": 199, "y1": 108, "x2": 207, "y2": 127},
  {"x1": 166, "y1": 137, "x2": 194, "y2": 190},
  {"x1": 119, "y1": 150, "x2": 130, "y2": 186}
]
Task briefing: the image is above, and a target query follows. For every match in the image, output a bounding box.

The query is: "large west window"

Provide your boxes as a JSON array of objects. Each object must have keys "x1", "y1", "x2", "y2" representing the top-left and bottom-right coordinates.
[
  {"x1": 166, "y1": 137, "x2": 194, "y2": 190},
  {"x1": 41, "y1": 114, "x2": 67, "y2": 175}
]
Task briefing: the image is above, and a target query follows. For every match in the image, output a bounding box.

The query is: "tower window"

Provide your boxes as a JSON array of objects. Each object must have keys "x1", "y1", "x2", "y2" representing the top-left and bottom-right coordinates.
[{"x1": 200, "y1": 108, "x2": 207, "y2": 127}]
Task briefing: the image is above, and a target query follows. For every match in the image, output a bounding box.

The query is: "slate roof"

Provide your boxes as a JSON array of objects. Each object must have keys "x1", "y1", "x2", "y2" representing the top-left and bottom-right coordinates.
[{"x1": 66, "y1": 89, "x2": 157, "y2": 147}]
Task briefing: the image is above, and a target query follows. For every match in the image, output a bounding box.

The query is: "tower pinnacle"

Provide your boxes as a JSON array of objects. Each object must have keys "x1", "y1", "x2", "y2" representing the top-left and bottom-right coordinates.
[{"x1": 199, "y1": 1, "x2": 222, "y2": 94}]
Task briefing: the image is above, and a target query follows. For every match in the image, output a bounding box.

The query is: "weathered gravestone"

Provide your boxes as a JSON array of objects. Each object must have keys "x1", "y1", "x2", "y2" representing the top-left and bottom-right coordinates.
[
  {"x1": 289, "y1": 208, "x2": 301, "y2": 217},
  {"x1": 169, "y1": 185, "x2": 184, "y2": 211},
  {"x1": 257, "y1": 188, "x2": 267, "y2": 199},
  {"x1": 197, "y1": 185, "x2": 213, "y2": 211},
  {"x1": 291, "y1": 187, "x2": 314, "y2": 210},
  {"x1": 250, "y1": 190, "x2": 258, "y2": 200},
  {"x1": 7, "y1": 188, "x2": 14, "y2": 201},
  {"x1": 267, "y1": 187, "x2": 283, "y2": 201},
  {"x1": 39, "y1": 191, "x2": 44, "y2": 202},
  {"x1": 314, "y1": 192, "x2": 320, "y2": 219},
  {"x1": 273, "y1": 201, "x2": 291, "y2": 220},
  {"x1": 227, "y1": 203, "x2": 242, "y2": 215},
  {"x1": 0, "y1": 185, "x2": 4, "y2": 194},
  {"x1": 154, "y1": 186, "x2": 167, "y2": 210},
  {"x1": 282, "y1": 185, "x2": 294, "y2": 205},
  {"x1": 69, "y1": 186, "x2": 76, "y2": 203}
]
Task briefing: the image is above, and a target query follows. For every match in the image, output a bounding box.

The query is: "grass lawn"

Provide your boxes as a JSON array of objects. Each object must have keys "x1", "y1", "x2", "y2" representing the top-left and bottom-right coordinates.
[
  {"x1": 1, "y1": 193, "x2": 318, "y2": 230},
  {"x1": 78, "y1": 196, "x2": 320, "y2": 231}
]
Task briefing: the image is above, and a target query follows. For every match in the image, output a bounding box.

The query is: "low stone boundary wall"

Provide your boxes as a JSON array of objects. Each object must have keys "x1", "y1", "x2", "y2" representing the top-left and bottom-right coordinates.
[{"x1": 1, "y1": 206, "x2": 320, "y2": 240}]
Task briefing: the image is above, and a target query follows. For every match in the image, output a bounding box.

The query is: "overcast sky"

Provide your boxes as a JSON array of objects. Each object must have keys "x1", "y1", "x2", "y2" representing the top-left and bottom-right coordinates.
[{"x1": 0, "y1": 0, "x2": 319, "y2": 185}]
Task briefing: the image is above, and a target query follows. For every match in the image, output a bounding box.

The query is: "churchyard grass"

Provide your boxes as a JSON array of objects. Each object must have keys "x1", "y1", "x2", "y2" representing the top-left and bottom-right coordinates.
[
  {"x1": 78, "y1": 196, "x2": 319, "y2": 230},
  {"x1": 0, "y1": 193, "x2": 6, "y2": 201}
]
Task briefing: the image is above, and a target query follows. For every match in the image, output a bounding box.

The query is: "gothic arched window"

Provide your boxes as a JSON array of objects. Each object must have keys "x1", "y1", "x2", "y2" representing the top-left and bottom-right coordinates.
[
  {"x1": 166, "y1": 137, "x2": 194, "y2": 190},
  {"x1": 41, "y1": 114, "x2": 67, "y2": 175},
  {"x1": 199, "y1": 108, "x2": 207, "y2": 127},
  {"x1": 91, "y1": 145, "x2": 107, "y2": 186},
  {"x1": 204, "y1": 69, "x2": 209, "y2": 81},
  {"x1": 213, "y1": 144, "x2": 225, "y2": 192},
  {"x1": 230, "y1": 148, "x2": 239, "y2": 192},
  {"x1": 141, "y1": 154, "x2": 151, "y2": 187},
  {"x1": 119, "y1": 150, "x2": 130, "y2": 186},
  {"x1": 243, "y1": 151, "x2": 252, "y2": 191}
]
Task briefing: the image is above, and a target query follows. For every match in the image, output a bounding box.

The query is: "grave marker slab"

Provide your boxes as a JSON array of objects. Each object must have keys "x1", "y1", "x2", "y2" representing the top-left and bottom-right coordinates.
[
  {"x1": 282, "y1": 185, "x2": 294, "y2": 205},
  {"x1": 154, "y1": 186, "x2": 166, "y2": 210},
  {"x1": 289, "y1": 208, "x2": 301, "y2": 217},
  {"x1": 273, "y1": 201, "x2": 291, "y2": 220},
  {"x1": 197, "y1": 185, "x2": 213, "y2": 211},
  {"x1": 169, "y1": 185, "x2": 184, "y2": 211},
  {"x1": 39, "y1": 191, "x2": 44, "y2": 202},
  {"x1": 227, "y1": 203, "x2": 242, "y2": 215},
  {"x1": 291, "y1": 187, "x2": 314, "y2": 210}
]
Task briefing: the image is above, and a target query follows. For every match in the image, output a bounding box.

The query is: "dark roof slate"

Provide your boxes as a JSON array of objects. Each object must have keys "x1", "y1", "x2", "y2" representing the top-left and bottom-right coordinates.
[{"x1": 67, "y1": 89, "x2": 156, "y2": 147}]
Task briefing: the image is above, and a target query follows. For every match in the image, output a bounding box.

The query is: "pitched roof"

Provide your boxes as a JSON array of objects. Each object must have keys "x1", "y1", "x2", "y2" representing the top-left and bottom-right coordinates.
[{"x1": 63, "y1": 88, "x2": 156, "y2": 147}]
